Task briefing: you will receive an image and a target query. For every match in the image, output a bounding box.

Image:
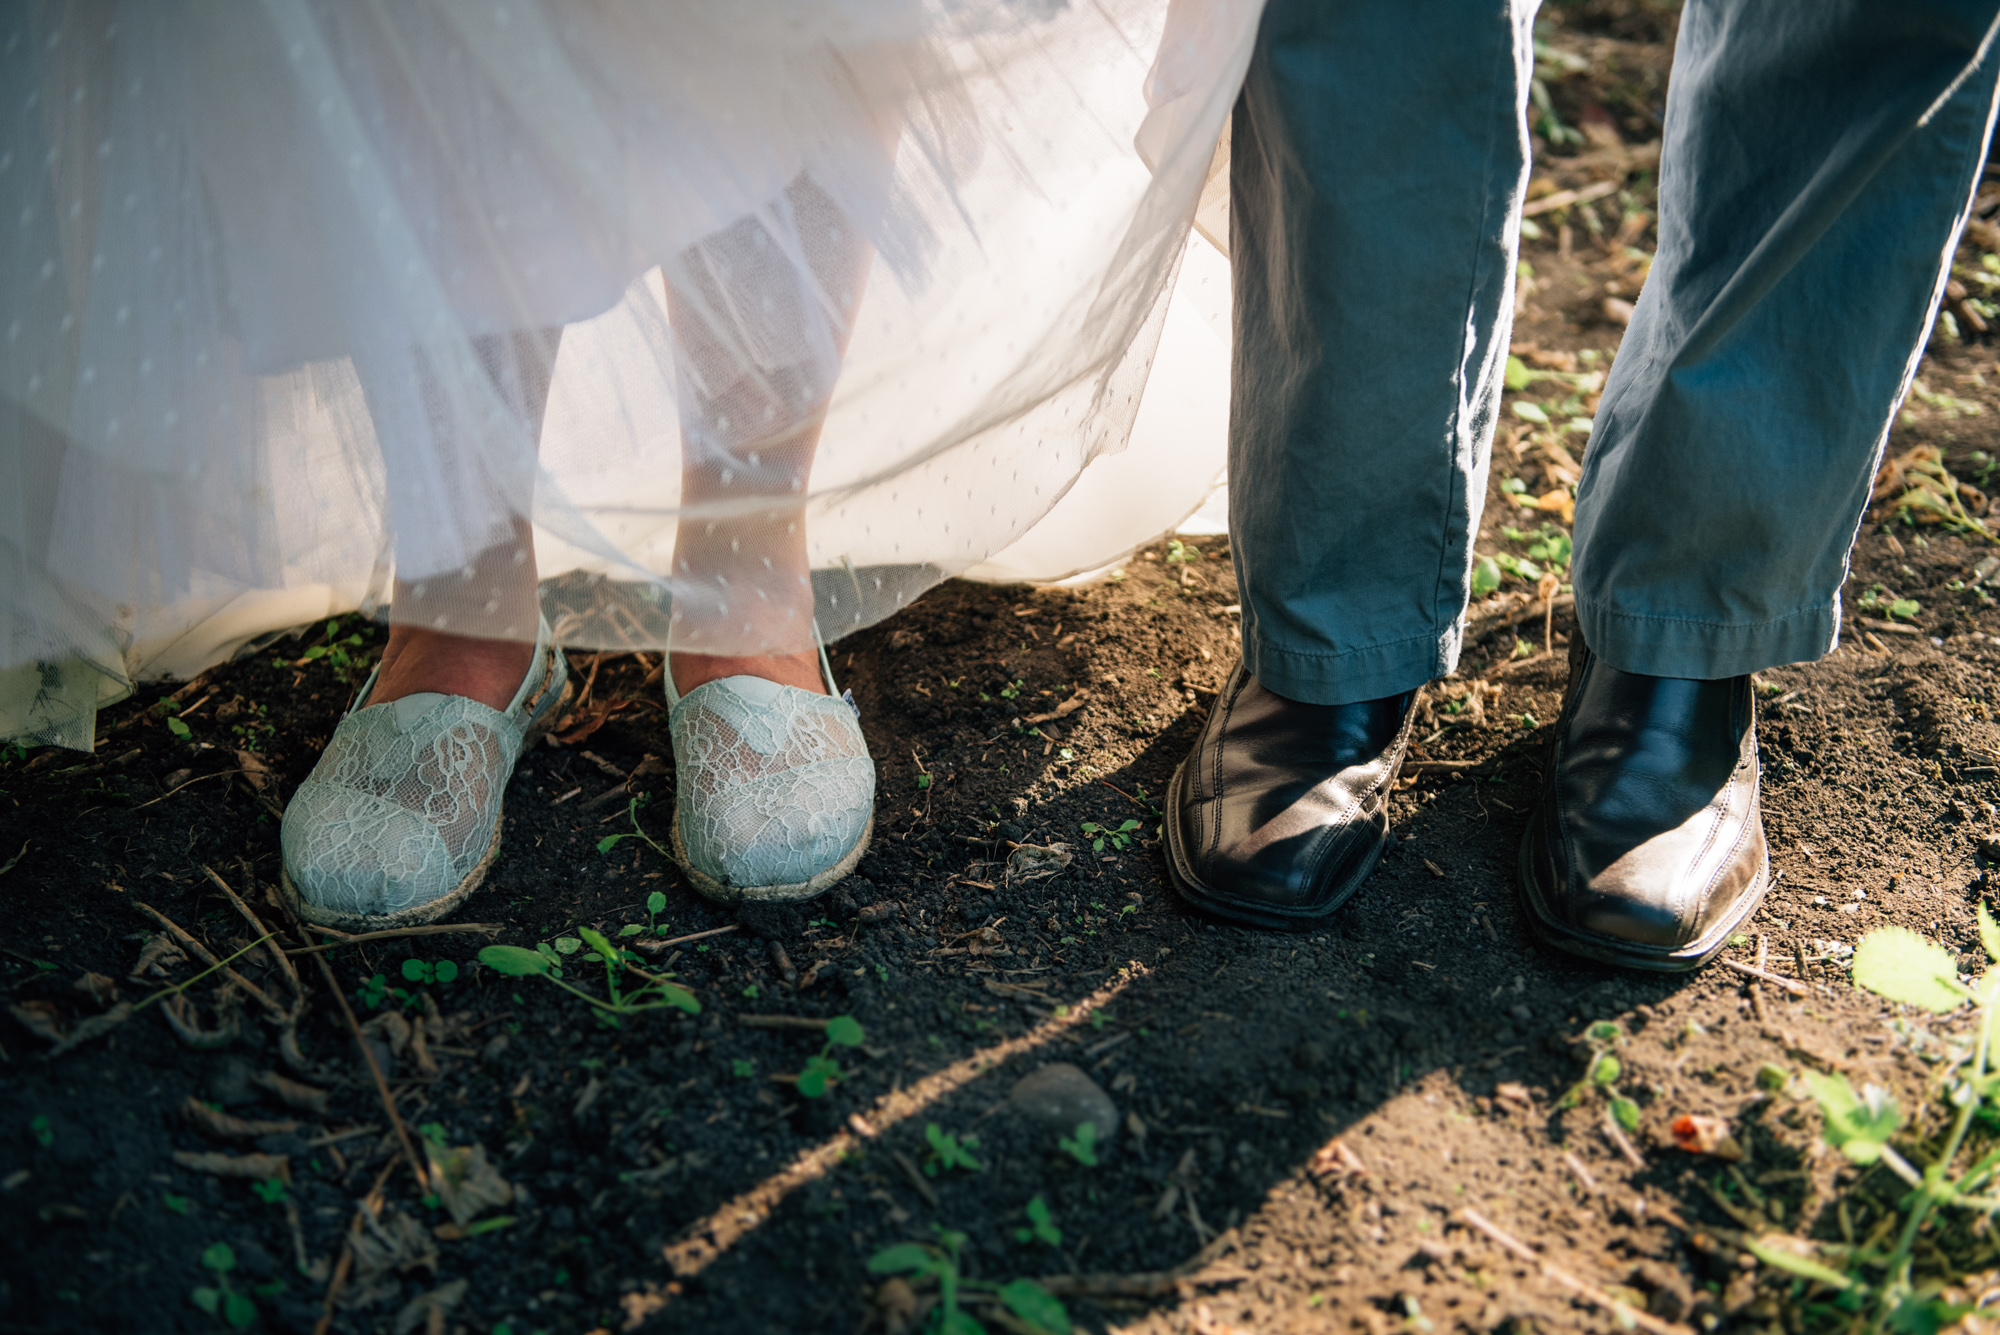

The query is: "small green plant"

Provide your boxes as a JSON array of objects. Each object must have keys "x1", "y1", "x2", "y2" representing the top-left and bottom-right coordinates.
[
  {"x1": 1556, "y1": 1020, "x2": 1641, "y2": 1132},
  {"x1": 400, "y1": 957, "x2": 459, "y2": 986},
  {"x1": 1014, "y1": 1195, "x2": 1062, "y2": 1247},
  {"x1": 916, "y1": 773, "x2": 933, "y2": 790},
  {"x1": 1164, "y1": 538, "x2": 1195, "y2": 565},
  {"x1": 999, "y1": 679, "x2": 1025, "y2": 700},
  {"x1": 597, "y1": 794, "x2": 669, "y2": 860},
  {"x1": 732, "y1": 1058, "x2": 756, "y2": 1080},
  {"x1": 249, "y1": 1178, "x2": 288, "y2": 1205},
  {"x1": 867, "y1": 1227, "x2": 1071, "y2": 1335},
  {"x1": 1470, "y1": 554, "x2": 1503, "y2": 597},
  {"x1": 1079, "y1": 819, "x2": 1140, "y2": 853},
  {"x1": 620, "y1": 890, "x2": 672, "y2": 938},
  {"x1": 191, "y1": 1242, "x2": 256, "y2": 1328},
  {"x1": 163, "y1": 1192, "x2": 191, "y2": 1216},
  {"x1": 166, "y1": 715, "x2": 193, "y2": 741},
  {"x1": 923, "y1": 1124, "x2": 984, "y2": 1176},
  {"x1": 1057, "y1": 1121, "x2": 1099, "y2": 1167},
  {"x1": 300, "y1": 618, "x2": 368, "y2": 677},
  {"x1": 29, "y1": 1114, "x2": 52, "y2": 1148},
  {"x1": 796, "y1": 1015, "x2": 867, "y2": 1098},
  {"x1": 1494, "y1": 552, "x2": 1544, "y2": 582},
  {"x1": 479, "y1": 929, "x2": 699, "y2": 1027}
]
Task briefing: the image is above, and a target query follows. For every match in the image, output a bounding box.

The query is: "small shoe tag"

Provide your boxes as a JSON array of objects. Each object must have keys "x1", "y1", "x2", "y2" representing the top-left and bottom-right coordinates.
[{"x1": 841, "y1": 688, "x2": 858, "y2": 715}]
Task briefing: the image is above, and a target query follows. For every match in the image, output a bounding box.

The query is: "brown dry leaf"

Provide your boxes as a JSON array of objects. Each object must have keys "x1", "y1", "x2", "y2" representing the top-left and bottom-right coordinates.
[
  {"x1": 425, "y1": 1141, "x2": 514, "y2": 1228},
  {"x1": 129, "y1": 931, "x2": 188, "y2": 981},
  {"x1": 1021, "y1": 690, "x2": 1090, "y2": 726},
  {"x1": 1532, "y1": 489, "x2": 1576, "y2": 524},
  {"x1": 71, "y1": 972, "x2": 120, "y2": 1009},
  {"x1": 250, "y1": 1070, "x2": 330, "y2": 1115},
  {"x1": 173, "y1": 1150, "x2": 292, "y2": 1181},
  {"x1": 8, "y1": 1000, "x2": 67, "y2": 1043},
  {"x1": 347, "y1": 1206, "x2": 438, "y2": 1309},
  {"x1": 161, "y1": 990, "x2": 241, "y2": 1050},
  {"x1": 1669, "y1": 1113, "x2": 1745, "y2": 1160},
  {"x1": 1494, "y1": 1082, "x2": 1534, "y2": 1106},
  {"x1": 876, "y1": 1278, "x2": 922, "y2": 1335},
  {"x1": 181, "y1": 1096, "x2": 299, "y2": 1141},
  {"x1": 392, "y1": 1278, "x2": 467, "y2": 1335},
  {"x1": 1006, "y1": 842, "x2": 1074, "y2": 884},
  {"x1": 1873, "y1": 444, "x2": 1995, "y2": 538},
  {"x1": 361, "y1": 1009, "x2": 413, "y2": 1057}
]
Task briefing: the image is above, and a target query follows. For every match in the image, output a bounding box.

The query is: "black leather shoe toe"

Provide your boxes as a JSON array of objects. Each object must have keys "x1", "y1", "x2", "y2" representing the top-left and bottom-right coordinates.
[
  {"x1": 1519, "y1": 640, "x2": 1768, "y2": 971},
  {"x1": 1165, "y1": 663, "x2": 1415, "y2": 930}
]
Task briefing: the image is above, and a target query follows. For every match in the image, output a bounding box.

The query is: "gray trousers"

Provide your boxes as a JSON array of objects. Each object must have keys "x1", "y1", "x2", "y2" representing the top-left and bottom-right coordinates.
[{"x1": 1230, "y1": 0, "x2": 2000, "y2": 705}]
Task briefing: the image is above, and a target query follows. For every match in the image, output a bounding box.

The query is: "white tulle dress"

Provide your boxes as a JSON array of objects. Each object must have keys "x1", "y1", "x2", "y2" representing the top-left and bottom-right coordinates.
[{"x1": 0, "y1": 0, "x2": 1254, "y2": 748}]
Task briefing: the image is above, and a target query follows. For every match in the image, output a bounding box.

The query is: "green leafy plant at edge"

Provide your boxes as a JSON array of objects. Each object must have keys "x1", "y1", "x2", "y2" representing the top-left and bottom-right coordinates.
[
  {"x1": 479, "y1": 929, "x2": 698, "y2": 1026},
  {"x1": 597, "y1": 795, "x2": 670, "y2": 860},
  {"x1": 1556, "y1": 1019, "x2": 1641, "y2": 1134},
  {"x1": 1079, "y1": 819, "x2": 1140, "y2": 854},
  {"x1": 867, "y1": 1226, "x2": 1071, "y2": 1335},
  {"x1": 1771, "y1": 910, "x2": 2000, "y2": 1328},
  {"x1": 618, "y1": 890, "x2": 672, "y2": 938}
]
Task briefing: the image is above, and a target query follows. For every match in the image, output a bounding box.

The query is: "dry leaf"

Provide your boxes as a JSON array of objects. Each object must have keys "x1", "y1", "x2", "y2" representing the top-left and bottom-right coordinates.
[
  {"x1": 1309, "y1": 1140, "x2": 1368, "y2": 1179},
  {"x1": 174, "y1": 1150, "x2": 291, "y2": 1181},
  {"x1": 425, "y1": 1141, "x2": 514, "y2": 1228},
  {"x1": 1669, "y1": 1114, "x2": 1744, "y2": 1160},
  {"x1": 1006, "y1": 842, "x2": 1074, "y2": 884},
  {"x1": 250, "y1": 1070, "x2": 329, "y2": 1115},
  {"x1": 182, "y1": 1096, "x2": 299, "y2": 1141}
]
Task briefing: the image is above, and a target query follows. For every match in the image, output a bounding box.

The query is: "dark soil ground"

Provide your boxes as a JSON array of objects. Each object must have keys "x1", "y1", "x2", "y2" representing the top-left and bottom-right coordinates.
[{"x1": 15, "y1": 7, "x2": 2000, "y2": 1334}]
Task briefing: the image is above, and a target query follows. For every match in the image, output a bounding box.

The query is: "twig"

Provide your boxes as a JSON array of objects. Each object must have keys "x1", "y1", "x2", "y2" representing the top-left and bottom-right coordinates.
[
  {"x1": 1749, "y1": 935, "x2": 1770, "y2": 1026},
  {"x1": 131, "y1": 900, "x2": 288, "y2": 1018},
  {"x1": 202, "y1": 866, "x2": 302, "y2": 1001},
  {"x1": 0, "y1": 841, "x2": 26, "y2": 877},
  {"x1": 1098, "y1": 780, "x2": 1152, "y2": 812},
  {"x1": 284, "y1": 921, "x2": 505, "y2": 957},
  {"x1": 1603, "y1": 1114, "x2": 1647, "y2": 1170},
  {"x1": 1562, "y1": 1151, "x2": 1599, "y2": 1196},
  {"x1": 1457, "y1": 1208, "x2": 1691, "y2": 1335},
  {"x1": 891, "y1": 1149, "x2": 940, "y2": 1207},
  {"x1": 309, "y1": 952, "x2": 428, "y2": 1194},
  {"x1": 738, "y1": 1014, "x2": 831, "y2": 1033},
  {"x1": 1522, "y1": 179, "x2": 1620, "y2": 218},
  {"x1": 1402, "y1": 759, "x2": 1489, "y2": 774},
  {"x1": 130, "y1": 768, "x2": 250, "y2": 810},
  {"x1": 1719, "y1": 957, "x2": 1807, "y2": 997},
  {"x1": 630, "y1": 924, "x2": 739, "y2": 954}
]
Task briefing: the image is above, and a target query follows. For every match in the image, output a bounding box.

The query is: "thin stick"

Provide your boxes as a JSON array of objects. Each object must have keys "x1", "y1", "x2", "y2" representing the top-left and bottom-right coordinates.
[
  {"x1": 203, "y1": 866, "x2": 302, "y2": 1000},
  {"x1": 1457, "y1": 1208, "x2": 1691, "y2": 1335},
  {"x1": 130, "y1": 768, "x2": 250, "y2": 810},
  {"x1": 1749, "y1": 935, "x2": 1770, "y2": 1025},
  {"x1": 286, "y1": 921, "x2": 505, "y2": 956},
  {"x1": 1719, "y1": 957, "x2": 1807, "y2": 997},
  {"x1": 631, "y1": 923, "x2": 739, "y2": 954},
  {"x1": 1562, "y1": 1151, "x2": 1599, "y2": 1196},
  {"x1": 132, "y1": 900, "x2": 287, "y2": 1018},
  {"x1": 309, "y1": 952, "x2": 428, "y2": 1194},
  {"x1": 738, "y1": 1015, "x2": 831, "y2": 1033},
  {"x1": 1603, "y1": 1114, "x2": 1647, "y2": 1170}
]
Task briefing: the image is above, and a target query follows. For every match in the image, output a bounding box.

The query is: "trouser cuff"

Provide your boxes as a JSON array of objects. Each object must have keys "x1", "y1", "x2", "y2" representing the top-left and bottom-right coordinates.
[
  {"x1": 1241, "y1": 620, "x2": 1454, "y2": 706},
  {"x1": 1576, "y1": 598, "x2": 1838, "y2": 680}
]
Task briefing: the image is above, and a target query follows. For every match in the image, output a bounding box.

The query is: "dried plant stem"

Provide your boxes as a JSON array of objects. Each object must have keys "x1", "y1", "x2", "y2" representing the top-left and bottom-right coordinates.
[
  {"x1": 131, "y1": 900, "x2": 287, "y2": 1018},
  {"x1": 202, "y1": 865, "x2": 303, "y2": 1001},
  {"x1": 285, "y1": 921, "x2": 505, "y2": 957},
  {"x1": 308, "y1": 951, "x2": 429, "y2": 1194},
  {"x1": 1458, "y1": 1208, "x2": 1690, "y2": 1335}
]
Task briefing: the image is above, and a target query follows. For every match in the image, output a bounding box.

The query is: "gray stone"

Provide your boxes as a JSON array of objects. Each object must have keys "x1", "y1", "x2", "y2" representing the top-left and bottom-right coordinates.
[{"x1": 1007, "y1": 1063, "x2": 1118, "y2": 1143}]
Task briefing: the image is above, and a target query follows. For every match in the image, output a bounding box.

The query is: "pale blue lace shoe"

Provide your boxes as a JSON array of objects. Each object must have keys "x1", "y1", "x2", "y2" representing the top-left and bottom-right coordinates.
[
  {"x1": 280, "y1": 617, "x2": 570, "y2": 929},
  {"x1": 667, "y1": 638, "x2": 875, "y2": 903}
]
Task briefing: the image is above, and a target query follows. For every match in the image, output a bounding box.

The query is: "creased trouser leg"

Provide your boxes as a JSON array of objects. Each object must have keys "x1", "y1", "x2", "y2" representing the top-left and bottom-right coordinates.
[
  {"x1": 1229, "y1": 0, "x2": 1537, "y2": 706},
  {"x1": 1573, "y1": 0, "x2": 2000, "y2": 678}
]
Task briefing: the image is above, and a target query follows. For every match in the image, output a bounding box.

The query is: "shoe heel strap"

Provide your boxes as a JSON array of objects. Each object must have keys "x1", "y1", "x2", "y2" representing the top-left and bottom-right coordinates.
[{"x1": 662, "y1": 619, "x2": 844, "y2": 710}]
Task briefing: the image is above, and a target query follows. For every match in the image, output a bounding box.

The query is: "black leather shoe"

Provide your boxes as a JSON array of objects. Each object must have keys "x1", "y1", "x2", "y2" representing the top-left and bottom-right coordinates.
[
  {"x1": 1519, "y1": 640, "x2": 1768, "y2": 971},
  {"x1": 1165, "y1": 663, "x2": 1416, "y2": 930}
]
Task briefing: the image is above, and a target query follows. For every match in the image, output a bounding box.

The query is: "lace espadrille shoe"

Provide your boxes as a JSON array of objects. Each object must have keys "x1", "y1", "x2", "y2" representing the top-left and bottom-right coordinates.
[
  {"x1": 280, "y1": 616, "x2": 570, "y2": 930},
  {"x1": 667, "y1": 640, "x2": 874, "y2": 904}
]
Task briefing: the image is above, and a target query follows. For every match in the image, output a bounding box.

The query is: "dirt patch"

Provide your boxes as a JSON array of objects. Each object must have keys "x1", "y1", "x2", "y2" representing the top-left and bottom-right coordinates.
[{"x1": 15, "y1": 9, "x2": 2000, "y2": 1335}]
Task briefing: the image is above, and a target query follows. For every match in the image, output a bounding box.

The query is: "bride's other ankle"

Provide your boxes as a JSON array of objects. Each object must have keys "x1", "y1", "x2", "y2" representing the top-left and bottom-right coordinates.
[
  {"x1": 670, "y1": 650, "x2": 826, "y2": 700},
  {"x1": 373, "y1": 626, "x2": 536, "y2": 712}
]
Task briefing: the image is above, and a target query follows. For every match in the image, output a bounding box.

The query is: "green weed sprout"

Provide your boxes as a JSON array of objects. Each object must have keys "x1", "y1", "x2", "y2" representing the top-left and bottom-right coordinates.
[
  {"x1": 867, "y1": 1227, "x2": 1071, "y2": 1335},
  {"x1": 923, "y1": 1123, "x2": 984, "y2": 1176},
  {"x1": 1014, "y1": 1196, "x2": 1062, "y2": 1247},
  {"x1": 1057, "y1": 1121, "x2": 1099, "y2": 1167},
  {"x1": 797, "y1": 1016, "x2": 866, "y2": 1098},
  {"x1": 597, "y1": 795, "x2": 670, "y2": 860},
  {"x1": 1079, "y1": 819, "x2": 1140, "y2": 854},
  {"x1": 479, "y1": 929, "x2": 698, "y2": 1027},
  {"x1": 191, "y1": 1242, "x2": 256, "y2": 1328},
  {"x1": 29, "y1": 1114, "x2": 52, "y2": 1148},
  {"x1": 619, "y1": 890, "x2": 671, "y2": 938},
  {"x1": 1556, "y1": 1020, "x2": 1640, "y2": 1133},
  {"x1": 400, "y1": 957, "x2": 458, "y2": 985},
  {"x1": 1766, "y1": 909, "x2": 2000, "y2": 1326}
]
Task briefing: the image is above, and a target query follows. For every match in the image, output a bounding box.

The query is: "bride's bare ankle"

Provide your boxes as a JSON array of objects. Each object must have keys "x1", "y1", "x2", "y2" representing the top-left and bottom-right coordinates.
[
  {"x1": 373, "y1": 626, "x2": 537, "y2": 712},
  {"x1": 669, "y1": 650, "x2": 825, "y2": 700}
]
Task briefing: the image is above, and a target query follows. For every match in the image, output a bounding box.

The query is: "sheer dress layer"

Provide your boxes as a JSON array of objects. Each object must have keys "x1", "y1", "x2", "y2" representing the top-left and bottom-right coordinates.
[{"x1": 0, "y1": 0, "x2": 1256, "y2": 746}]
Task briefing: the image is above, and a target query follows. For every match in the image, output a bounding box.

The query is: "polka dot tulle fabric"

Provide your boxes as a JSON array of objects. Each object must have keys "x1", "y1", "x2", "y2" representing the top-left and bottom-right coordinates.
[{"x1": 0, "y1": 0, "x2": 1256, "y2": 742}]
